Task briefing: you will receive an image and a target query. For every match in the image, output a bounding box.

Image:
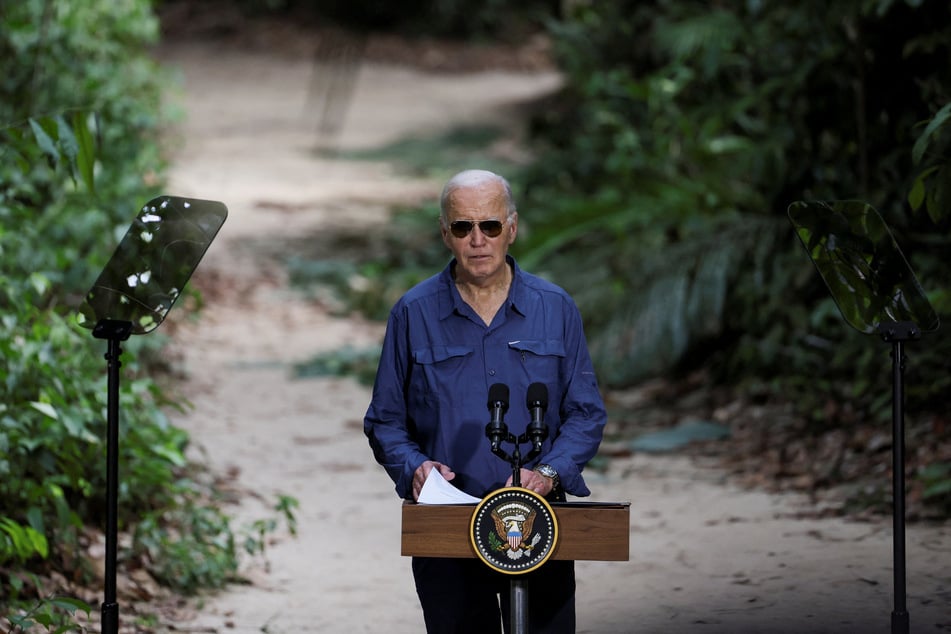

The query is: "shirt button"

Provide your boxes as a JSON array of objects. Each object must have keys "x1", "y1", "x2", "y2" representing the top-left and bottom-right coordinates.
[{"x1": 488, "y1": 369, "x2": 496, "y2": 376}]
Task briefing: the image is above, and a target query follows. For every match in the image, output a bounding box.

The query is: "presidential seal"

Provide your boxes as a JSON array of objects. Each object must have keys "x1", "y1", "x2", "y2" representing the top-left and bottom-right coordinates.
[{"x1": 469, "y1": 487, "x2": 559, "y2": 575}]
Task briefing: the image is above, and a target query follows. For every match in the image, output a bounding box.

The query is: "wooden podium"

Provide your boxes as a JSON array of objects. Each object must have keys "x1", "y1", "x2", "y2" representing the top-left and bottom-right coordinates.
[{"x1": 401, "y1": 500, "x2": 630, "y2": 562}]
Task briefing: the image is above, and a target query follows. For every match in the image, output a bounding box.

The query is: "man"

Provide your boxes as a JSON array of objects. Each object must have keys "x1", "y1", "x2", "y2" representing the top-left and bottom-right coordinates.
[{"x1": 364, "y1": 169, "x2": 606, "y2": 633}]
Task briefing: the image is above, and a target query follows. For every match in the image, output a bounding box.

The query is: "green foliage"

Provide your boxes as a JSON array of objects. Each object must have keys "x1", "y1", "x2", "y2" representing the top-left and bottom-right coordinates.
[
  {"x1": 919, "y1": 462, "x2": 951, "y2": 514},
  {"x1": 909, "y1": 102, "x2": 951, "y2": 226},
  {"x1": 0, "y1": 0, "x2": 296, "y2": 623},
  {"x1": 5, "y1": 594, "x2": 92, "y2": 634},
  {"x1": 0, "y1": 519, "x2": 49, "y2": 565},
  {"x1": 134, "y1": 504, "x2": 240, "y2": 592},
  {"x1": 132, "y1": 493, "x2": 298, "y2": 594},
  {"x1": 291, "y1": 1, "x2": 951, "y2": 514},
  {"x1": 1, "y1": 0, "x2": 169, "y2": 300},
  {"x1": 514, "y1": 0, "x2": 951, "y2": 423}
]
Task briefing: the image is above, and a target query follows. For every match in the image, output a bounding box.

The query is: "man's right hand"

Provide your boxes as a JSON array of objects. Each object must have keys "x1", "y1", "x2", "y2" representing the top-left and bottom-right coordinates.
[{"x1": 413, "y1": 460, "x2": 455, "y2": 501}]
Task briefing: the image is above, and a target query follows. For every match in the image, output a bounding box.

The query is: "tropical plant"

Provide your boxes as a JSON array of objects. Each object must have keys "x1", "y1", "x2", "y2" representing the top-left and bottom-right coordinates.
[
  {"x1": 517, "y1": 0, "x2": 951, "y2": 409},
  {"x1": 282, "y1": 0, "x2": 951, "y2": 516},
  {"x1": 2, "y1": 1, "x2": 296, "y2": 628}
]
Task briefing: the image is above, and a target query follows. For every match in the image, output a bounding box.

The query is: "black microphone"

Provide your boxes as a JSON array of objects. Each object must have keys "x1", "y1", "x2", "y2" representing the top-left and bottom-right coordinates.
[
  {"x1": 486, "y1": 383, "x2": 510, "y2": 452},
  {"x1": 526, "y1": 382, "x2": 549, "y2": 451}
]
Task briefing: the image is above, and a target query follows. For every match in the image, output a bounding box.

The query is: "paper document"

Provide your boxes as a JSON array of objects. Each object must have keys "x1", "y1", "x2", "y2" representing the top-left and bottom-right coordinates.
[{"x1": 418, "y1": 467, "x2": 481, "y2": 504}]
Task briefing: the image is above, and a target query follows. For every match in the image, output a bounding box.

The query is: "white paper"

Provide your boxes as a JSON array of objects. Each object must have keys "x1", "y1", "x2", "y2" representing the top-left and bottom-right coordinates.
[{"x1": 417, "y1": 467, "x2": 481, "y2": 504}]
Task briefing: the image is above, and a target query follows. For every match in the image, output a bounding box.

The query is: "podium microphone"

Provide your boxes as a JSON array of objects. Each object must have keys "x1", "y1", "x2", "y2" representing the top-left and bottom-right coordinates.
[
  {"x1": 486, "y1": 383, "x2": 510, "y2": 452},
  {"x1": 526, "y1": 382, "x2": 549, "y2": 452}
]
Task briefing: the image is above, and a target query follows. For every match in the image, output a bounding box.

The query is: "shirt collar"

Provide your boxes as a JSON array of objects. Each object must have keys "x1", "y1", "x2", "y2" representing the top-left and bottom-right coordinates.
[{"x1": 437, "y1": 255, "x2": 526, "y2": 320}]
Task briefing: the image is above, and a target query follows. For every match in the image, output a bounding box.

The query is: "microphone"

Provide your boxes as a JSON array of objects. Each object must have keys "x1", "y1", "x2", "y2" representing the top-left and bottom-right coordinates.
[
  {"x1": 526, "y1": 382, "x2": 549, "y2": 452},
  {"x1": 485, "y1": 383, "x2": 510, "y2": 452}
]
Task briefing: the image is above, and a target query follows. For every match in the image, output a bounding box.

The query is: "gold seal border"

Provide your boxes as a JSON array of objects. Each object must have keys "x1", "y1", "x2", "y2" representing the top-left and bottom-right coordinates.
[{"x1": 469, "y1": 486, "x2": 560, "y2": 575}]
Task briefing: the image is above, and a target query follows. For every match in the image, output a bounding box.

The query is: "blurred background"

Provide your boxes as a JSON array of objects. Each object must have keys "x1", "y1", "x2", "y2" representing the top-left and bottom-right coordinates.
[{"x1": 2, "y1": 0, "x2": 949, "y2": 629}]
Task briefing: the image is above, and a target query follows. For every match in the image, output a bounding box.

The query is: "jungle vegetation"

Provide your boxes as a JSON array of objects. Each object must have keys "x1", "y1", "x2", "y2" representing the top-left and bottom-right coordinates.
[
  {"x1": 1, "y1": 1, "x2": 296, "y2": 630},
  {"x1": 2, "y1": 0, "x2": 949, "y2": 629},
  {"x1": 290, "y1": 0, "x2": 951, "y2": 517}
]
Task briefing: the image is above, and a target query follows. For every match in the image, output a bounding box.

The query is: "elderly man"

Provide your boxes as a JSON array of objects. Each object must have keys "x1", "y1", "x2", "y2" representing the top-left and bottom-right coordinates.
[{"x1": 364, "y1": 169, "x2": 606, "y2": 633}]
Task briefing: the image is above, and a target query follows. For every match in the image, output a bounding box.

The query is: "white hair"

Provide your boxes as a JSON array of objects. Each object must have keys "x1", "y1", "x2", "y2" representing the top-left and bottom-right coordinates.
[{"x1": 439, "y1": 169, "x2": 517, "y2": 224}]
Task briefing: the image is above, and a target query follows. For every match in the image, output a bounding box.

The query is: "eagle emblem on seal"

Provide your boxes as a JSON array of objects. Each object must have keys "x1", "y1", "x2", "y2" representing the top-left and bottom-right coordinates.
[
  {"x1": 470, "y1": 488, "x2": 558, "y2": 573},
  {"x1": 491, "y1": 503, "x2": 542, "y2": 559}
]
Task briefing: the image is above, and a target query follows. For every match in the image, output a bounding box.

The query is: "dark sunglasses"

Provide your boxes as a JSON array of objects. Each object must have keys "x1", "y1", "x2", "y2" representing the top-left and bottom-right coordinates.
[{"x1": 449, "y1": 219, "x2": 506, "y2": 239}]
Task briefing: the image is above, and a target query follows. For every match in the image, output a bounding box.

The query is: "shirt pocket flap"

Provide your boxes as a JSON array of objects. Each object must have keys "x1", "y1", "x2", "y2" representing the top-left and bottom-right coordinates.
[
  {"x1": 507, "y1": 339, "x2": 566, "y2": 358},
  {"x1": 413, "y1": 345, "x2": 473, "y2": 365}
]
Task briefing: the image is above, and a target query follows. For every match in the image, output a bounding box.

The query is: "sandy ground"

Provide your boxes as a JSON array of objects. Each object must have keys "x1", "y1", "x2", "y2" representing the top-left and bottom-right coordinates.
[{"x1": 152, "y1": 39, "x2": 950, "y2": 633}]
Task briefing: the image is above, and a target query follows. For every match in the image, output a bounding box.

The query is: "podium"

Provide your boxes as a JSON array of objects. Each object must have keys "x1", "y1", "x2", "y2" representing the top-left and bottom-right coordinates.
[
  {"x1": 401, "y1": 500, "x2": 630, "y2": 561},
  {"x1": 400, "y1": 384, "x2": 629, "y2": 631}
]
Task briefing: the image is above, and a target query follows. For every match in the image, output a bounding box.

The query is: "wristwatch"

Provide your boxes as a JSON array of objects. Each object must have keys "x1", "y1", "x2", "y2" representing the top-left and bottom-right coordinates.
[{"x1": 533, "y1": 464, "x2": 560, "y2": 489}]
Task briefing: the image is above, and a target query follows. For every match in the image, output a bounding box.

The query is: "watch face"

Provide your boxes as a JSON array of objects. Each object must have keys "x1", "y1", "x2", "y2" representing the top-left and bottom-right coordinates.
[{"x1": 536, "y1": 465, "x2": 557, "y2": 480}]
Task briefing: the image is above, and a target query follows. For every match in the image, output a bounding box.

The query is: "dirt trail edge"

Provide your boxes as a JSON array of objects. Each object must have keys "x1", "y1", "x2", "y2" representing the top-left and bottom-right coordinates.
[{"x1": 154, "y1": 41, "x2": 950, "y2": 634}]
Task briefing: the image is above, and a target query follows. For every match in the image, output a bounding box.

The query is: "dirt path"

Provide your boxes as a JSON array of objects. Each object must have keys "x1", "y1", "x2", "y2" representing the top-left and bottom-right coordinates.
[{"x1": 153, "y1": 39, "x2": 950, "y2": 634}]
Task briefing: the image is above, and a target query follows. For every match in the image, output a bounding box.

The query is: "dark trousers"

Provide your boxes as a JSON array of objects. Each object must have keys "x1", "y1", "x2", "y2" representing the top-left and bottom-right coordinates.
[{"x1": 412, "y1": 556, "x2": 576, "y2": 634}]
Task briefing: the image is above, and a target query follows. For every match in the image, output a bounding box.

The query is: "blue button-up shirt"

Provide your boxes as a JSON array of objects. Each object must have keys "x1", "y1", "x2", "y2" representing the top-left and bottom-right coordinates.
[{"x1": 364, "y1": 256, "x2": 606, "y2": 500}]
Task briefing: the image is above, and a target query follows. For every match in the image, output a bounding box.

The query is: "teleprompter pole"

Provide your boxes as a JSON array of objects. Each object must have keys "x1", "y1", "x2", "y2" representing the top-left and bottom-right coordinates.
[
  {"x1": 93, "y1": 319, "x2": 133, "y2": 634},
  {"x1": 881, "y1": 321, "x2": 918, "y2": 634},
  {"x1": 889, "y1": 339, "x2": 909, "y2": 634},
  {"x1": 484, "y1": 392, "x2": 549, "y2": 634}
]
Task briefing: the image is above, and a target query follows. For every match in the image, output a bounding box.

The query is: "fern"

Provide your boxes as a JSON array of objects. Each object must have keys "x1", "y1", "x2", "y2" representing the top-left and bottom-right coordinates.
[{"x1": 528, "y1": 213, "x2": 792, "y2": 387}]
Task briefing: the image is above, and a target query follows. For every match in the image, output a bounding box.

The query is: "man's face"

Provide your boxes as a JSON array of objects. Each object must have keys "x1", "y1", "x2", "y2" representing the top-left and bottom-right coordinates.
[{"x1": 441, "y1": 181, "x2": 517, "y2": 285}]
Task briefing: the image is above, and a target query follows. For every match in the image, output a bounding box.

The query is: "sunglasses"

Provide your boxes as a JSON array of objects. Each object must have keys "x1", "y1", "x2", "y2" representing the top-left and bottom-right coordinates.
[{"x1": 449, "y1": 219, "x2": 506, "y2": 239}]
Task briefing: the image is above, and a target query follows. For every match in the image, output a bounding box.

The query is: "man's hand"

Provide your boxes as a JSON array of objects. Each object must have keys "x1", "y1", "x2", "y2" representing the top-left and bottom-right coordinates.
[
  {"x1": 412, "y1": 460, "x2": 455, "y2": 501},
  {"x1": 506, "y1": 468, "x2": 554, "y2": 497}
]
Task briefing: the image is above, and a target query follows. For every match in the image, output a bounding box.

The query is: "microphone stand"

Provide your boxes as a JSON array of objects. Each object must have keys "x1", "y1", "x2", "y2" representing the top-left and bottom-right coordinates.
[
  {"x1": 484, "y1": 401, "x2": 548, "y2": 634},
  {"x1": 487, "y1": 427, "x2": 545, "y2": 489}
]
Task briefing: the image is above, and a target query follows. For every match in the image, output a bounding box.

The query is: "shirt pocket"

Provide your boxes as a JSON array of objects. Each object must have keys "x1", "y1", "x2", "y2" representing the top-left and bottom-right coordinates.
[
  {"x1": 410, "y1": 345, "x2": 474, "y2": 401},
  {"x1": 507, "y1": 339, "x2": 565, "y2": 383},
  {"x1": 413, "y1": 345, "x2": 473, "y2": 365}
]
